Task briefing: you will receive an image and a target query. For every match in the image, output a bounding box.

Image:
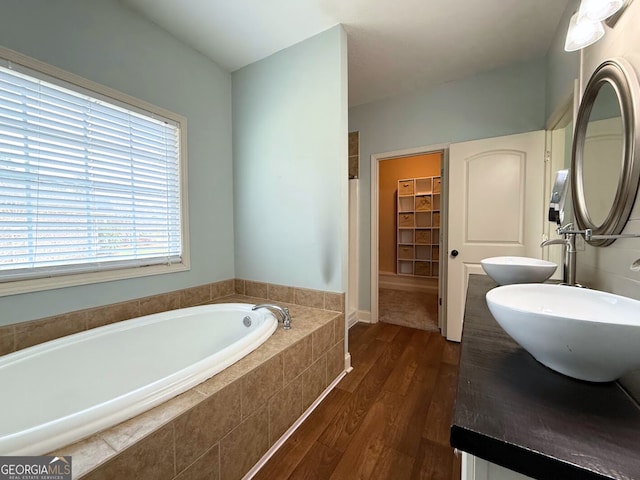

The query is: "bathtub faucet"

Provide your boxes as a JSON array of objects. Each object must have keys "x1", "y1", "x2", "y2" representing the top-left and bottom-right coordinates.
[{"x1": 252, "y1": 304, "x2": 292, "y2": 330}]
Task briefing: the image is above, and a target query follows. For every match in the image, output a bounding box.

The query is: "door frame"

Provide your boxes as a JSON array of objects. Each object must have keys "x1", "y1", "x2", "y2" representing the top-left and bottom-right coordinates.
[
  {"x1": 370, "y1": 143, "x2": 450, "y2": 333},
  {"x1": 347, "y1": 178, "x2": 360, "y2": 328}
]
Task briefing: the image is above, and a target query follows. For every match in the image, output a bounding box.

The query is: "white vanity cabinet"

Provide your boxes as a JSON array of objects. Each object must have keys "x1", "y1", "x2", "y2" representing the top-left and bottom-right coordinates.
[
  {"x1": 396, "y1": 176, "x2": 441, "y2": 277},
  {"x1": 462, "y1": 453, "x2": 535, "y2": 480}
]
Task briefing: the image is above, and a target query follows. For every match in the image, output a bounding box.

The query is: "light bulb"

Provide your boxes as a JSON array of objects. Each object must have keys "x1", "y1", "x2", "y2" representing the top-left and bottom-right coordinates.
[
  {"x1": 564, "y1": 12, "x2": 605, "y2": 52},
  {"x1": 579, "y1": 0, "x2": 625, "y2": 22}
]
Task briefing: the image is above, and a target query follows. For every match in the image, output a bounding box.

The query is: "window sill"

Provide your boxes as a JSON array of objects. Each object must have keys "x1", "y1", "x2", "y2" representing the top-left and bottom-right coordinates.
[{"x1": 0, "y1": 262, "x2": 190, "y2": 297}]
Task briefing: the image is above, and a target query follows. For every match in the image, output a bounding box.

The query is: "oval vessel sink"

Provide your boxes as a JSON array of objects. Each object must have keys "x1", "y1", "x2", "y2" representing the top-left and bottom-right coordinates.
[
  {"x1": 481, "y1": 256, "x2": 557, "y2": 285},
  {"x1": 486, "y1": 284, "x2": 640, "y2": 382}
]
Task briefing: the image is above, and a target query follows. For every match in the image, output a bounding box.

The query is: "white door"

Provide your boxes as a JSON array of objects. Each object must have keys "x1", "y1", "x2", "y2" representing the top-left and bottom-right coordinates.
[{"x1": 446, "y1": 131, "x2": 546, "y2": 342}]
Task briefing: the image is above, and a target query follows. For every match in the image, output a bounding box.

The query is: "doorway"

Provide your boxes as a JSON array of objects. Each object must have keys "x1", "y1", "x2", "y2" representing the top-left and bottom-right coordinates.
[{"x1": 370, "y1": 144, "x2": 449, "y2": 334}]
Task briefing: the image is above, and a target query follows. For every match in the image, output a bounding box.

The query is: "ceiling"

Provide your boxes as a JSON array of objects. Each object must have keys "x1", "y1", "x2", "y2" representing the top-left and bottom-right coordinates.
[{"x1": 121, "y1": 0, "x2": 570, "y2": 107}]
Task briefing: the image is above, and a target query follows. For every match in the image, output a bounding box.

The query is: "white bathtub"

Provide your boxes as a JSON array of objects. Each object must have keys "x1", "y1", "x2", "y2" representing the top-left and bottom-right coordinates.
[{"x1": 0, "y1": 303, "x2": 278, "y2": 455}]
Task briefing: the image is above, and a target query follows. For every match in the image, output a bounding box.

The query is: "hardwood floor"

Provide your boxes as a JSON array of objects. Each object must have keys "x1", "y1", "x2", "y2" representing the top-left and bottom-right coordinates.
[{"x1": 254, "y1": 322, "x2": 462, "y2": 480}]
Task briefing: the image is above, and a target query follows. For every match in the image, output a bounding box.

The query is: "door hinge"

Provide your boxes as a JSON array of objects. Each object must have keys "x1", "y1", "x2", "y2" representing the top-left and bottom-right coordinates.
[
  {"x1": 544, "y1": 150, "x2": 551, "y2": 163},
  {"x1": 439, "y1": 297, "x2": 442, "y2": 306}
]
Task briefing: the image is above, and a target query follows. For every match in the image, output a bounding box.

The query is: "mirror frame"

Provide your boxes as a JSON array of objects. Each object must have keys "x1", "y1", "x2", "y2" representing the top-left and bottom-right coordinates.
[{"x1": 571, "y1": 58, "x2": 640, "y2": 246}]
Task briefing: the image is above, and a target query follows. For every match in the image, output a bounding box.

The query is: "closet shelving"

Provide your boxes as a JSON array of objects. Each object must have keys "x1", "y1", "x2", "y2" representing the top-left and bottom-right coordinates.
[{"x1": 397, "y1": 176, "x2": 441, "y2": 277}]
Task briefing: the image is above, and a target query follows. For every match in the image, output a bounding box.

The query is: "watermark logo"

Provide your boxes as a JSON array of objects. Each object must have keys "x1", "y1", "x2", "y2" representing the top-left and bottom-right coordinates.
[{"x1": 0, "y1": 456, "x2": 72, "y2": 480}]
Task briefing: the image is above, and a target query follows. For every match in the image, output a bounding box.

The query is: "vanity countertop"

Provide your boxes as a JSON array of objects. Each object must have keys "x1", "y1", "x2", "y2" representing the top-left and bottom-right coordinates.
[{"x1": 450, "y1": 274, "x2": 640, "y2": 480}]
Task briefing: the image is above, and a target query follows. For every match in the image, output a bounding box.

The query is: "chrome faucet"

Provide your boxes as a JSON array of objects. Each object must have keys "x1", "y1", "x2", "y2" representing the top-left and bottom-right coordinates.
[
  {"x1": 541, "y1": 224, "x2": 640, "y2": 285},
  {"x1": 540, "y1": 223, "x2": 579, "y2": 286},
  {"x1": 252, "y1": 304, "x2": 292, "y2": 330}
]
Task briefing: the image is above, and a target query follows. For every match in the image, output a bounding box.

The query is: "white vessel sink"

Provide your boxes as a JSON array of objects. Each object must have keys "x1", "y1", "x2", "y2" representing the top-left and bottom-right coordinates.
[
  {"x1": 486, "y1": 284, "x2": 640, "y2": 382},
  {"x1": 481, "y1": 256, "x2": 557, "y2": 285}
]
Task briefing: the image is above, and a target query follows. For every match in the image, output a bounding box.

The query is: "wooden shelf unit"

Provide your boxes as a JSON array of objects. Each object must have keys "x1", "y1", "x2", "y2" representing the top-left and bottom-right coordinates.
[{"x1": 397, "y1": 176, "x2": 441, "y2": 277}]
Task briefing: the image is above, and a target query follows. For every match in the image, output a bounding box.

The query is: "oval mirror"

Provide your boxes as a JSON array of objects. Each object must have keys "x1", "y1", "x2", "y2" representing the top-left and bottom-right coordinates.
[{"x1": 571, "y1": 58, "x2": 640, "y2": 246}]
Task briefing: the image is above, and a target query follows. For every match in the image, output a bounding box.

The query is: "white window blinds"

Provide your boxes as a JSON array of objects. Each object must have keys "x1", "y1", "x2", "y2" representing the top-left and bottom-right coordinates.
[{"x1": 0, "y1": 63, "x2": 182, "y2": 282}]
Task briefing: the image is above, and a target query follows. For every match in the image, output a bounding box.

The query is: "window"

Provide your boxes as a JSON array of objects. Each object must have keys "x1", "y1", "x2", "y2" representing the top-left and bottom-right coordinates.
[{"x1": 0, "y1": 50, "x2": 188, "y2": 294}]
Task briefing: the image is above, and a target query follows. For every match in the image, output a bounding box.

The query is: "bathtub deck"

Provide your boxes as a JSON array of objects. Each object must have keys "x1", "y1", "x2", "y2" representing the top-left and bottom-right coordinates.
[{"x1": 49, "y1": 293, "x2": 345, "y2": 480}]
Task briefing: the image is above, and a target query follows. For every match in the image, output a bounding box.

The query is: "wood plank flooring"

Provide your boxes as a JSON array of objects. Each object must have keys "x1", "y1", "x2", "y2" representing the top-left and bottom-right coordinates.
[{"x1": 254, "y1": 322, "x2": 462, "y2": 480}]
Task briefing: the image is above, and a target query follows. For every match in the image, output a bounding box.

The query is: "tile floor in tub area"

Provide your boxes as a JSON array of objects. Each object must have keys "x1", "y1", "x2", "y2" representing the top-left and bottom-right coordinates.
[{"x1": 50, "y1": 294, "x2": 345, "y2": 479}]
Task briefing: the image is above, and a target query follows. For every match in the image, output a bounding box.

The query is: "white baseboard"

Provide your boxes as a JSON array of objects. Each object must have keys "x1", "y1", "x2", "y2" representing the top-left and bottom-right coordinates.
[
  {"x1": 379, "y1": 272, "x2": 438, "y2": 293},
  {"x1": 355, "y1": 310, "x2": 371, "y2": 324},
  {"x1": 243, "y1": 370, "x2": 348, "y2": 479},
  {"x1": 344, "y1": 352, "x2": 352, "y2": 372},
  {"x1": 349, "y1": 310, "x2": 373, "y2": 327},
  {"x1": 347, "y1": 310, "x2": 359, "y2": 328}
]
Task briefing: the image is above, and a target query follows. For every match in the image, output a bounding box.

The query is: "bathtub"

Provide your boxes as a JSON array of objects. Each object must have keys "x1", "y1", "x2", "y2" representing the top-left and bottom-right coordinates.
[{"x1": 0, "y1": 303, "x2": 278, "y2": 456}]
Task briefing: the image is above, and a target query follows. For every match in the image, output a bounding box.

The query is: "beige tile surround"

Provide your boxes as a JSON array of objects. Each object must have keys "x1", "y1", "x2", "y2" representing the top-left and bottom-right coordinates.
[
  {"x1": 1, "y1": 279, "x2": 346, "y2": 480},
  {"x1": 0, "y1": 278, "x2": 345, "y2": 356}
]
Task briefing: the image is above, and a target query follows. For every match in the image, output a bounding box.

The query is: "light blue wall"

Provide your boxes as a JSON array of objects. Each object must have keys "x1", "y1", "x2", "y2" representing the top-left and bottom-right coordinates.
[
  {"x1": 0, "y1": 0, "x2": 233, "y2": 325},
  {"x1": 232, "y1": 26, "x2": 349, "y2": 292},
  {"x1": 349, "y1": 57, "x2": 547, "y2": 311},
  {"x1": 545, "y1": 0, "x2": 579, "y2": 120}
]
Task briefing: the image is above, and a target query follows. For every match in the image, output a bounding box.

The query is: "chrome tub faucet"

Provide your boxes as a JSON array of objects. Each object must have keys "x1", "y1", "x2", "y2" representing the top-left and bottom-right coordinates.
[{"x1": 252, "y1": 304, "x2": 292, "y2": 330}]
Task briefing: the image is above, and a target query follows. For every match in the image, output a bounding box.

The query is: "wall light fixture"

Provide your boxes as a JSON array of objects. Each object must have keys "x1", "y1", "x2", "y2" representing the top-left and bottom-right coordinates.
[
  {"x1": 580, "y1": 0, "x2": 625, "y2": 21},
  {"x1": 564, "y1": 0, "x2": 628, "y2": 51}
]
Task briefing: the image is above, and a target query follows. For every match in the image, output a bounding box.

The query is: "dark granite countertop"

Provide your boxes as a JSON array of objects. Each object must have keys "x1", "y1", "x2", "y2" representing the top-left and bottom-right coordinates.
[{"x1": 450, "y1": 274, "x2": 640, "y2": 480}]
